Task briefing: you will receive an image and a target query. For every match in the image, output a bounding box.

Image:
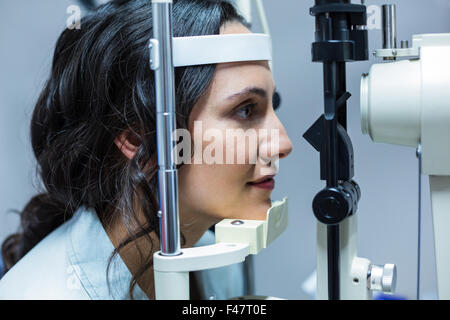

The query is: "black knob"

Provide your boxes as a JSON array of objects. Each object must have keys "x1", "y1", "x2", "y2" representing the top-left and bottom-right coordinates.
[{"x1": 312, "y1": 187, "x2": 352, "y2": 225}]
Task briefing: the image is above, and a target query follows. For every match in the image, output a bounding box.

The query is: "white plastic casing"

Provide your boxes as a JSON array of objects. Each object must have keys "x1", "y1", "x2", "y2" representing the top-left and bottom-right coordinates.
[
  {"x1": 361, "y1": 33, "x2": 450, "y2": 175},
  {"x1": 360, "y1": 58, "x2": 421, "y2": 147},
  {"x1": 171, "y1": 33, "x2": 272, "y2": 67},
  {"x1": 215, "y1": 197, "x2": 288, "y2": 254}
]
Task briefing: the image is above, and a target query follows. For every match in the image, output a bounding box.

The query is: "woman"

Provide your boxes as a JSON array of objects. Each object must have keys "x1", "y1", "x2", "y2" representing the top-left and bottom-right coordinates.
[{"x1": 0, "y1": 0, "x2": 292, "y2": 299}]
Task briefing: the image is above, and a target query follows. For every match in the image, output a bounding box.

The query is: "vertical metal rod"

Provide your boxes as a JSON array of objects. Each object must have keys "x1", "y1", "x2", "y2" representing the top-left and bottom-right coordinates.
[
  {"x1": 327, "y1": 225, "x2": 340, "y2": 299},
  {"x1": 243, "y1": 255, "x2": 255, "y2": 296},
  {"x1": 416, "y1": 144, "x2": 422, "y2": 300},
  {"x1": 382, "y1": 4, "x2": 397, "y2": 49},
  {"x1": 321, "y1": 6, "x2": 340, "y2": 298},
  {"x1": 152, "y1": 0, "x2": 181, "y2": 256},
  {"x1": 324, "y1": 62, "x2": 338, "y2": 188},
  {"x1": 323, "y1": 59, "x2": 340, "y2": 300}
]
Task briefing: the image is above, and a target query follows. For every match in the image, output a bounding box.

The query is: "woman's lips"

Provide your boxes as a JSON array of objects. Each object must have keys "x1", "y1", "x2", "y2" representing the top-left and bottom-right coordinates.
[{"x1": 247, "y1": 177, "x2": 275, "y2": 190}]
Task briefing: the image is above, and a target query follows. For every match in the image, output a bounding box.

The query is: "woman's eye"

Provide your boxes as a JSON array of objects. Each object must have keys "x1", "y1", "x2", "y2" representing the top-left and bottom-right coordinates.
[{"x1": 234, "y1": 103, "x2": 257, "y2": 120}]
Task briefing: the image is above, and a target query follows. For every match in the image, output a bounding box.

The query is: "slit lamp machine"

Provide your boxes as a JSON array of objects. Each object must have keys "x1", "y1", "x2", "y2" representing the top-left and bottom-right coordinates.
[{"x1": 148, "y1": 0, "x2": 450, "y2": 300}]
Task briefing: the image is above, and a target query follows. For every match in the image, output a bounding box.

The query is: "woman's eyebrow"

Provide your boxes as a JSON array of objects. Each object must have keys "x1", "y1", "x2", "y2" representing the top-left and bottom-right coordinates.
[{"x1": 225, "y1": 86, "x2": 275, "y2": 101}]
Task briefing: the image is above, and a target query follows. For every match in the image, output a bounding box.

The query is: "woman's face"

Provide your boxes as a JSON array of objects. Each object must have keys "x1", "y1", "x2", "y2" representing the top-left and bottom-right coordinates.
[{"x1": 178, "y1": 21, "x2": 293, "y2": 226}]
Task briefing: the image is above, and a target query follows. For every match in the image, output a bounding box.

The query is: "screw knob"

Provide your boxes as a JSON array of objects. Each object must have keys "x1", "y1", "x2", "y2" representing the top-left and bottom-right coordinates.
[{"x1": 368, "y1": 263, "x2": 397, "y2": 293}]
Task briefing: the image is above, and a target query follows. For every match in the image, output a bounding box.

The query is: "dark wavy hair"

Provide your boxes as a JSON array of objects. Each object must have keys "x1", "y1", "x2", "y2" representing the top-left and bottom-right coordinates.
[{"x1": 1, "y1": 0, "x2": 247, "y2": 299}]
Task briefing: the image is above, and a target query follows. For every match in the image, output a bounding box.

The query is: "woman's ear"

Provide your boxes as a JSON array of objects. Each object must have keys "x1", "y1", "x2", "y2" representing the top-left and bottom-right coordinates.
[{"x1": 114, "y1": 131, "x2": 140, "y2": 160}]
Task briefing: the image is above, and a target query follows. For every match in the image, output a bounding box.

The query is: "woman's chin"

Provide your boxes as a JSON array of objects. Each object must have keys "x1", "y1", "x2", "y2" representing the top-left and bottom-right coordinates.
[{"x1": 236, "y1": 201, "x2": 272, "y2": 221}]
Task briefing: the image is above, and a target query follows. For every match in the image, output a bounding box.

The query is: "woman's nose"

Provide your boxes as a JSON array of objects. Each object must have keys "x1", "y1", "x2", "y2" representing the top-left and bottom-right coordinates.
[
  {"x1": 277, "y1": 123, "x2": 293, "y2": 160},
  {"x1": 258, "y1": 112, "x2": 293, "y2": 163},
  {"x1": 270, "y1": 112, "x2": 293, "y2": 160}
]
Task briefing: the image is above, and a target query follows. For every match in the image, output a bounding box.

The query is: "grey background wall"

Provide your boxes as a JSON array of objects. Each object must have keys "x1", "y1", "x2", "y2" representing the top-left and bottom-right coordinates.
[{"x1": 0, "y1": 0, "x2": 449, "y2": 299}]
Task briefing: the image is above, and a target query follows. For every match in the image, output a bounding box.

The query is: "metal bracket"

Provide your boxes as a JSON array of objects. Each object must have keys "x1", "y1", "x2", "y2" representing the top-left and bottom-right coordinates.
[
  {"x1": 373, "y1": 47, "x2": 420, "y2": 59},
  {"x1": 149, "y1": 39, "x2": 160, "y2": 70}
]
